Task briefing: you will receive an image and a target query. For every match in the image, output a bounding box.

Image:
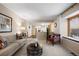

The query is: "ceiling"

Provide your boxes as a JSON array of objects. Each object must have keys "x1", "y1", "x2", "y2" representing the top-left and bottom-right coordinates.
[{"x1": 2, "y1": 3, "x2": 73, "y2": 22}]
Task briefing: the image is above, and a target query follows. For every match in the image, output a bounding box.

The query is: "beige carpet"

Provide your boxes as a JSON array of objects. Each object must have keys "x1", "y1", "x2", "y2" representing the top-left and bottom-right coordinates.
[{"x1": 14, "y1": 38, "x2": 73, "y2": 56}]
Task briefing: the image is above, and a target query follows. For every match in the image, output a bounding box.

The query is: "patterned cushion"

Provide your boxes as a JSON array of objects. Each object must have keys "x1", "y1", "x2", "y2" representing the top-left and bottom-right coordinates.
[
  {"x1": 0, "y1": 36, "x2": 8, "y2": 48},
  {"x1": 0, "y1": 39, "x2": 4, "y2": 49},
  {"x1": 3, "y1": 41, "x2": 8, "y2": 48}
]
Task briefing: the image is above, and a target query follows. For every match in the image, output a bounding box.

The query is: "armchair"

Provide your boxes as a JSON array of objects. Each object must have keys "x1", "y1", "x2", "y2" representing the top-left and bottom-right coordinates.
[{"x1": 47, "y1": 33, "x2": 61, "y2": 45}]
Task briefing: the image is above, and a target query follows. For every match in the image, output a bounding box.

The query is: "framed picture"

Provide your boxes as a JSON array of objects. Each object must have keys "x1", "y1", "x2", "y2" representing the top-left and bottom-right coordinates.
[{"x1": 0, "y1": 13, "x2": 12, "y2": 33}]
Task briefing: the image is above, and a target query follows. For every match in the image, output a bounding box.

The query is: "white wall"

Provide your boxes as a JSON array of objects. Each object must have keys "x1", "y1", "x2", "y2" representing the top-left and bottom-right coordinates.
[
  {"x1": 59, "y1": 16, "x2": 68, "y2": 36},
  {"x1": 53, "y1": 17, "x2": 60, "y2": 34},
  {"x1": 53, "y1": 4, "x2": 79, "y2": 37},
  {"x1": 0, "y1": 4, "x2": 26, "y2": 36},
  {"x1": 60, "y1": 4, "x2": 79, "y2": 36}
]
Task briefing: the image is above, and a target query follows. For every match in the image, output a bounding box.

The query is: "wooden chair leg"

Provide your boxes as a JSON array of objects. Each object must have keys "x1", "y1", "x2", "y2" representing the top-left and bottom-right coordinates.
[{"x1": 59, "y1": 39, "x2": 61, "y2": 44}]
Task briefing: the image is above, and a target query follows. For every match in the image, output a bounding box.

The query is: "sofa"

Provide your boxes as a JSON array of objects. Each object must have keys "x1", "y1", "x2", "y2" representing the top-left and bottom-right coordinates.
[{"x1": 0, "y1": 34, "x2": 26, "y2": 56}]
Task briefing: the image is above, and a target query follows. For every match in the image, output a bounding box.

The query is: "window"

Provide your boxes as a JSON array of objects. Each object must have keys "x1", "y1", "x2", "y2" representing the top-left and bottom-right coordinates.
[{"x1": 68, "y1": 14, "x2": 79, "y2": 37}]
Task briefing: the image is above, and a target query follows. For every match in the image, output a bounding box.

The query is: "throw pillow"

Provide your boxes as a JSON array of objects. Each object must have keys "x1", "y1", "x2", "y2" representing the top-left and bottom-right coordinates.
[
  {"x1": 0, "y1": 36, "x2": 8, "y2": 48},
  {"x1": 0, "y1": 40, "x2": 4, "y2": 49}
]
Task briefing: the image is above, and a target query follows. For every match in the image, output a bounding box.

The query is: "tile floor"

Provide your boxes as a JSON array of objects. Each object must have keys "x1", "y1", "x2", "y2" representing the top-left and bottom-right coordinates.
[{"x1": 14, "y1": 38, "x2": 73, "y2": 56}]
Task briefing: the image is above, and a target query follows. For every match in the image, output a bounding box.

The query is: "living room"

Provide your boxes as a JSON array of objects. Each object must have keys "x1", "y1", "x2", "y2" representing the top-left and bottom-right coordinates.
[{"x1": 0, "y1": 3, "x2": 79, "y2": 56}]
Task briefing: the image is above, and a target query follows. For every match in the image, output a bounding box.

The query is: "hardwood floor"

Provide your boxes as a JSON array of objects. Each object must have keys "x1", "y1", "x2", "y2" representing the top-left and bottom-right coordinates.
[{"x1": 14, "y1": 38, "x2": 73, "y2": 56}]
